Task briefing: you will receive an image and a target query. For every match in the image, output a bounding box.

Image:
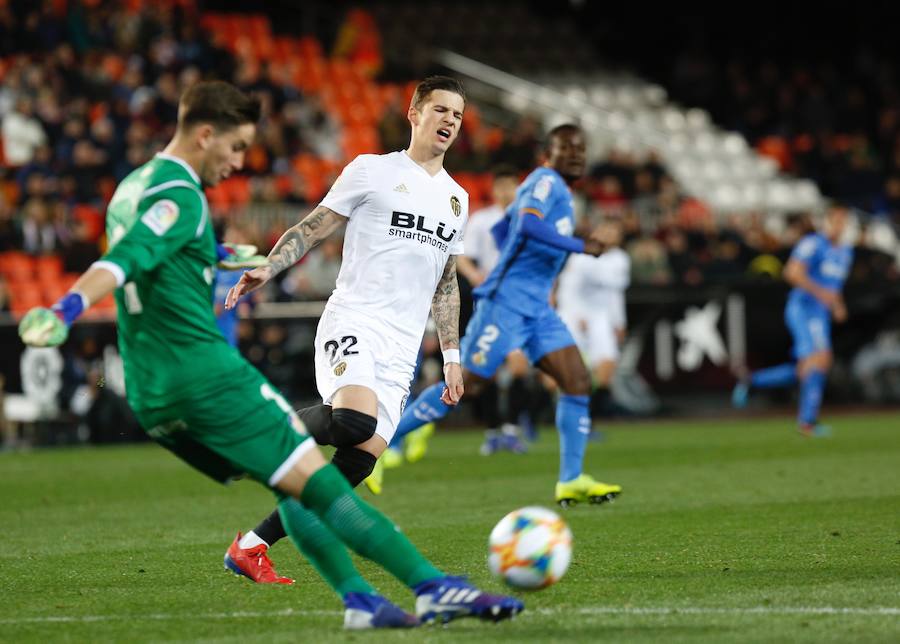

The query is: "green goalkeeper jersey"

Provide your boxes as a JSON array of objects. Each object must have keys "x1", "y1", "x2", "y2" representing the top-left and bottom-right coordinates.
[{"x1": 100, "y1": 153, "x2": 238, "y2": 410}]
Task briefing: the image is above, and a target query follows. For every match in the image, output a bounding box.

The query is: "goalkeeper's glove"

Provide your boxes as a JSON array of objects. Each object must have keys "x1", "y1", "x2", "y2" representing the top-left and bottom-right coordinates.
[
  {"x1": 18, "y1": 292, "x2": 87, "y2": 347},
  {"x1": 216, "y1": 243, "x2": 268, "y2": 270}
]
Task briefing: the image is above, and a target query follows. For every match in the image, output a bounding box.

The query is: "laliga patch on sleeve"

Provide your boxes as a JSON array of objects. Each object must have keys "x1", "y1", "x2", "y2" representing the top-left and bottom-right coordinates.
[
  {"x1": 533, "y1": 175, "x2": 554, "y2": 202},
  {"x1": 141, "y1": 199, "x2": 180, "y2": 236}
]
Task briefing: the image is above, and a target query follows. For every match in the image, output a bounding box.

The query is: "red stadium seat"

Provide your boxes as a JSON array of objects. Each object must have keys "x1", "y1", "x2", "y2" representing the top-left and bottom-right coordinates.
[
  {"x1": 1, "y1": 252, "x2": 35, "y2": 283},
  {"x1": 298, "y1": 37, "x2": 323, "y2": 61},
  {"x1": 59, "y1": 273, "x2": 80, "y2": 291},
  {"x1": 72, "y1": 205, "x2": 104, "y2": 241},
  {"x1": 224, "y1": 176, "x2": 251, "y2": 207},
  {"x1": 9, "y1": 281, "x2": 43, "y2": 314},
  {"x1": 35, "y1": 255, "x2": 63, "y2": 282},
  {"x1": 43, "y1": 281, "x2": 68, "y2": 304},
  {"x1": 205, "y1": 183, "x2": 230, "y2": 211}
]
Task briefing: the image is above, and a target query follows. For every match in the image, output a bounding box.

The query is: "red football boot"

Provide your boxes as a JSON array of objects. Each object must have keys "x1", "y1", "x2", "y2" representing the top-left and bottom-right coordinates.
[{"x1": 224, "y1": 532, "x2": 294, "y2": 584}]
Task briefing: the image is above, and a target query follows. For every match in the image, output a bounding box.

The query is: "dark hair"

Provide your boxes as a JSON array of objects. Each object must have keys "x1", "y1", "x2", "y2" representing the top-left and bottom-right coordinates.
[
  {"x1": 411, "y1": 75, "x2": 466, "y2": 110},
  {"x1": 178, "y1": 81, "x2": 261, "y2": 131},
  {"x1": 544, "y1": 123, "x2": 583, "y2": 151}
]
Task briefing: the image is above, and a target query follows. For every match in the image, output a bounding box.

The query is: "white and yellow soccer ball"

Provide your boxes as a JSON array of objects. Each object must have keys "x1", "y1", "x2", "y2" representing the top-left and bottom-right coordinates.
[{"x1": 487, "y1": 506, "x2": 573, "y2": 590}]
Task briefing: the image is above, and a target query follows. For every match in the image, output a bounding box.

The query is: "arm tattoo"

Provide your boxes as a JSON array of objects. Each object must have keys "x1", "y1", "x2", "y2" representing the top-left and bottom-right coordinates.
[
  {"x1": 431, "y1": 256, "x2": 460, "y2": 351},
  {"x1": 266, "y1": 206, "x2": 345, "y2": 276}
]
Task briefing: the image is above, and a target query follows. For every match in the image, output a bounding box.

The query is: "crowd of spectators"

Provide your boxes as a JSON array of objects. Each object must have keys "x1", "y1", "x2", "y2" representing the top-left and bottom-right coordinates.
[
  {"x1": 662, "y1": 49, "x2": 900, "y2": 227},
  {"x1": 1, "y1": 1, "x2": 898, "y2": 313}
]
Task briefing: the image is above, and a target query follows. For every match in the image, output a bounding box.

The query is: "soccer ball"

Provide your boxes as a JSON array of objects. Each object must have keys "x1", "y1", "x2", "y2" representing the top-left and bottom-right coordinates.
[{"x1": 487, "y1": 506, "x2": 573, "y2": 589}]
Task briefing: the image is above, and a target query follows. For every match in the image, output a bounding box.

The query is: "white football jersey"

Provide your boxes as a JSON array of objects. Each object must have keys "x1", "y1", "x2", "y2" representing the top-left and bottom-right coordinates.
[
  {"x1": 557, "y1": 247, "x2": 631, "y2": 329},
  {"x1": 464, "y1": 204, "x2": 504, "y2": 274},
  {"x1": 319, "y1": 151, "x2": 468, "y2": 354}
]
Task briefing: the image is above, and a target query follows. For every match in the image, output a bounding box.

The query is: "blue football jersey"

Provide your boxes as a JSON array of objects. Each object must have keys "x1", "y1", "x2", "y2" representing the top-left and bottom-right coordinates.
[
  {"x1": 474, "y1": 167, "x2": 576, "y2": 315},
  {"x1": 214, "y1": 269, "x2": 244, "y2": 347},
  {"x1": 786, "y1": 233, "x2": 853, "y2": 313}
]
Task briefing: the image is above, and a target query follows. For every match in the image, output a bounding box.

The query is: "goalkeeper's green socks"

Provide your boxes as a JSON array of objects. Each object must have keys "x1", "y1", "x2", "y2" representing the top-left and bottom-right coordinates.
[
  {"x1": 277, "y1": 497, "x2": 374, "y2": 597},
  {"x1": 300, "y1": 464, "x2": 444, "y2": 588}
]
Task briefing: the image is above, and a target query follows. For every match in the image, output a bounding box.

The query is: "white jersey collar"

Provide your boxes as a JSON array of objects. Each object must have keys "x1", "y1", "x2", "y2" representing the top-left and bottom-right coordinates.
[
  {"x1": 156, "y1": 152, "x2": 202, "y2": 186},
  {"x1": 400, "y1": 149, "x2": 447, "y2": 180}
]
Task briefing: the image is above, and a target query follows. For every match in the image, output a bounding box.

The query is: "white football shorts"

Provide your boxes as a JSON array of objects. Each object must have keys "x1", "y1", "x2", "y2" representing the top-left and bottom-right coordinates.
[
  {"x1": 314, "y1": 306, "x2": 416, "y2": 444},
  {"x1": 561, "y1": 309, "x2": 620, "y2": 366}
]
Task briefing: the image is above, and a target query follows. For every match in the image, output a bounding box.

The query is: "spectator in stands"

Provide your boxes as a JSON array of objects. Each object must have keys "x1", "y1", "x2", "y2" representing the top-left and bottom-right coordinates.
[
  {"x1": 62, "y1": 218, "x2": 100, "y2": 273},
  {"x1": 292, "y1": 95, "x2": 341, "y2": 161},
  {"x1": 0, "y1": 275, "x2": 10, "y2": 312},
  {"x1": 67, "y1": 140, "x2": 102, "y2": 202},
  {"x1": 493, "y1": 114, "x2": 540, "y2": 170},
  {"x1": 280, "y1": 234, "x2": 343, "y2": 301},
  {"x1": 378, "y1": 93, "x2": 409, "y2": 153},
  {"x1": 592, "y1": 175, "x2": 628, "y2": 216},
  {"x1": 20, "y1": 198, "x2": 62, "y2": 255},
  {"x1": 631, "y1": 168, "x2": 659, "y2": 218},
  {"x1": 250, "y1": 176, "x2": 282, "y2": 204},
  {"x1": 707, "y1": 232, "x2": 748, "y2": 283},
  {"x1": 627, "y1": 236, "x2": 671, "y2": 285},
  {"x1": 0, "y1": 196, "x2": 20, "y2": 251},
  {"x1": 15, "y1": 144, "x2": 54, "y2": 194},
  {"x1": 2, "y1": 96, "x2": 47, "y2": 167},
  {"x1": 664, "y1": 227, "x2": 703, "y2": 286}
]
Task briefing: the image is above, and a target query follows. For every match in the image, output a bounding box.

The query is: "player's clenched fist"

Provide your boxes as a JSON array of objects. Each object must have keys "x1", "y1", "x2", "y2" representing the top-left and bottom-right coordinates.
[
  {"x1": 440, "y1": 362, "x2": 465, "y2": 406},
  {"x1": 225, "y1": 265, "x2": 273, "y2": 310}
]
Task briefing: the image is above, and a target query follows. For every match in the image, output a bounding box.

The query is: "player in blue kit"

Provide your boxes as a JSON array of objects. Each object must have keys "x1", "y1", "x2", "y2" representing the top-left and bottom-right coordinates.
[
  {"x1": 390, "y1": 124, "x2": 622, "y2": 507},
  {"x1": 732, "y1": 204, "x2": 853, "y2": 436}
]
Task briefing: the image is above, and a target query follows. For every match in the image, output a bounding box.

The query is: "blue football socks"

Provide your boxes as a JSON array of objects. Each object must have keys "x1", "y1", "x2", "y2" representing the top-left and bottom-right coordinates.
[
  {"x1": 557, "y1": 394, "x2": 591, "y2": 482},
  {"x1": 391, "y1": 383, "x2": 450, "y2": 447},
  {"x1": 750, "y1": 363, "x2": 798, "y2": 389},
  {"x1": 798, "y1": 369, "x2": 826, "y2": 426}
]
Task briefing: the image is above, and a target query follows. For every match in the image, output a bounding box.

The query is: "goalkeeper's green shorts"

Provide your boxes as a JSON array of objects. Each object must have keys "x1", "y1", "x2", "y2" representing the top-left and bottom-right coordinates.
[{"x1": 135, "y1": 359, "x2": 312, "y2": 489}]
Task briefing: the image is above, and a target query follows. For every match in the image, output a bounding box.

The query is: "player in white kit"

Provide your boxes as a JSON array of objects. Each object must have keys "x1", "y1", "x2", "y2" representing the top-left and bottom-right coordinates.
[
  {"x1": 221, "y1": 76, "x2": 469, "y2": 584},
  {"x1": 456, "y1": 167, "x2": 519, "y2": 284},
  {"x1": 557, "y1": 219, "x2": 630, "y2": 415}
]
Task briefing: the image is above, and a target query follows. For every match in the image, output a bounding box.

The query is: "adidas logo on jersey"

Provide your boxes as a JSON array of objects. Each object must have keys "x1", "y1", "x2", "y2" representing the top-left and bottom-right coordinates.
[{"x1": 393, "y1": 183, "x2": 409, "y2": 193}]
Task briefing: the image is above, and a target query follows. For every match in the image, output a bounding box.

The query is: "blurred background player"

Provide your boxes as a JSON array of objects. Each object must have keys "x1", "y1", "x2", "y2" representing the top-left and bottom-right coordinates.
[
  {"x1": 390, "y1": 124, "x2": 623, "y2": 507},
  {"x1": 459, "y1": 166, "x2": 542, "y2": 451},
  {"x1": 732, "y1": 204, "x2": 853, "y2": 436},
  {"x1": 557, "y1": 217, "x2": 630, "y2": 419},
  {"x1": 18, "y1": 79, "x2": 521, "y2": 629},
  {"x1": 222, "y1": 76, "x2": 476, "y2": 580}
]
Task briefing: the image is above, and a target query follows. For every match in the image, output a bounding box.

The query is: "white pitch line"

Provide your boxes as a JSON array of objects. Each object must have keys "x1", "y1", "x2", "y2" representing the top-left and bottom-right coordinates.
[
  {"x1": 2, "y1": 605, "x2": 898, "y2": 625},
  {"x1": 538, "y1": 606, "x2": 900, "y2": 617}
]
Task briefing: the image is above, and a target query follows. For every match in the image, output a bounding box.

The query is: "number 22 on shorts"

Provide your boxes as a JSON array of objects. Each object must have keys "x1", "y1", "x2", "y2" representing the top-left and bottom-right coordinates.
[{"x1": 323, "y1": 335, "x2": 359, "y2": 367}]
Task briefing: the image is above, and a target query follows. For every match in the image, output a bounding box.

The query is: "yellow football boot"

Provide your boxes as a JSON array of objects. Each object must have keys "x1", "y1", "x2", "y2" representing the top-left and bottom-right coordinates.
[
  {"x1": 555, "y1": 474, "x2": 622, "y2": 508},
  {"x1": 381, "y1": 447, "x2": 404, "y2": 469},
  {"x1": 404, "y1": 422, "x2": 435, "y2": 464},
  {"x1": 363, "y1": 457, "x2": 385, "y2": 495}
]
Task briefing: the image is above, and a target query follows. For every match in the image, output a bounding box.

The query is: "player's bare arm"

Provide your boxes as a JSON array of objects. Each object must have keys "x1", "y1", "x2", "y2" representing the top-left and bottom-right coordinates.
[
  {"x1": 455, "y1": 254, "x2": 485, "y2": 287},
  {"x1": 225, "y1": 206, "x2": 345, "y2": 309},
  {"x1": 432, "y1": 255, "x2": 461, "y2": 351},
  {"x1": 268, "y1": 206, "x2": 345, "y2": 273},
  {"x1": 432, "y1": 256, "x2": 464, "y2": 405}
]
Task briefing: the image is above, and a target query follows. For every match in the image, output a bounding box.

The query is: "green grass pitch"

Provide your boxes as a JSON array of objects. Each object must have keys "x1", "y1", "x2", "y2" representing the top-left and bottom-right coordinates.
[{"x1": 2, "y1": 413, "x2": 899, "y2": 643}]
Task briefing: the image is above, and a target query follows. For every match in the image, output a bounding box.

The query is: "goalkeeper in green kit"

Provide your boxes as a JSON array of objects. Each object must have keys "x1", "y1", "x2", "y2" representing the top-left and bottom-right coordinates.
[{"x1": 18, "y1": 80, "x2": 522, "y2": 630}]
